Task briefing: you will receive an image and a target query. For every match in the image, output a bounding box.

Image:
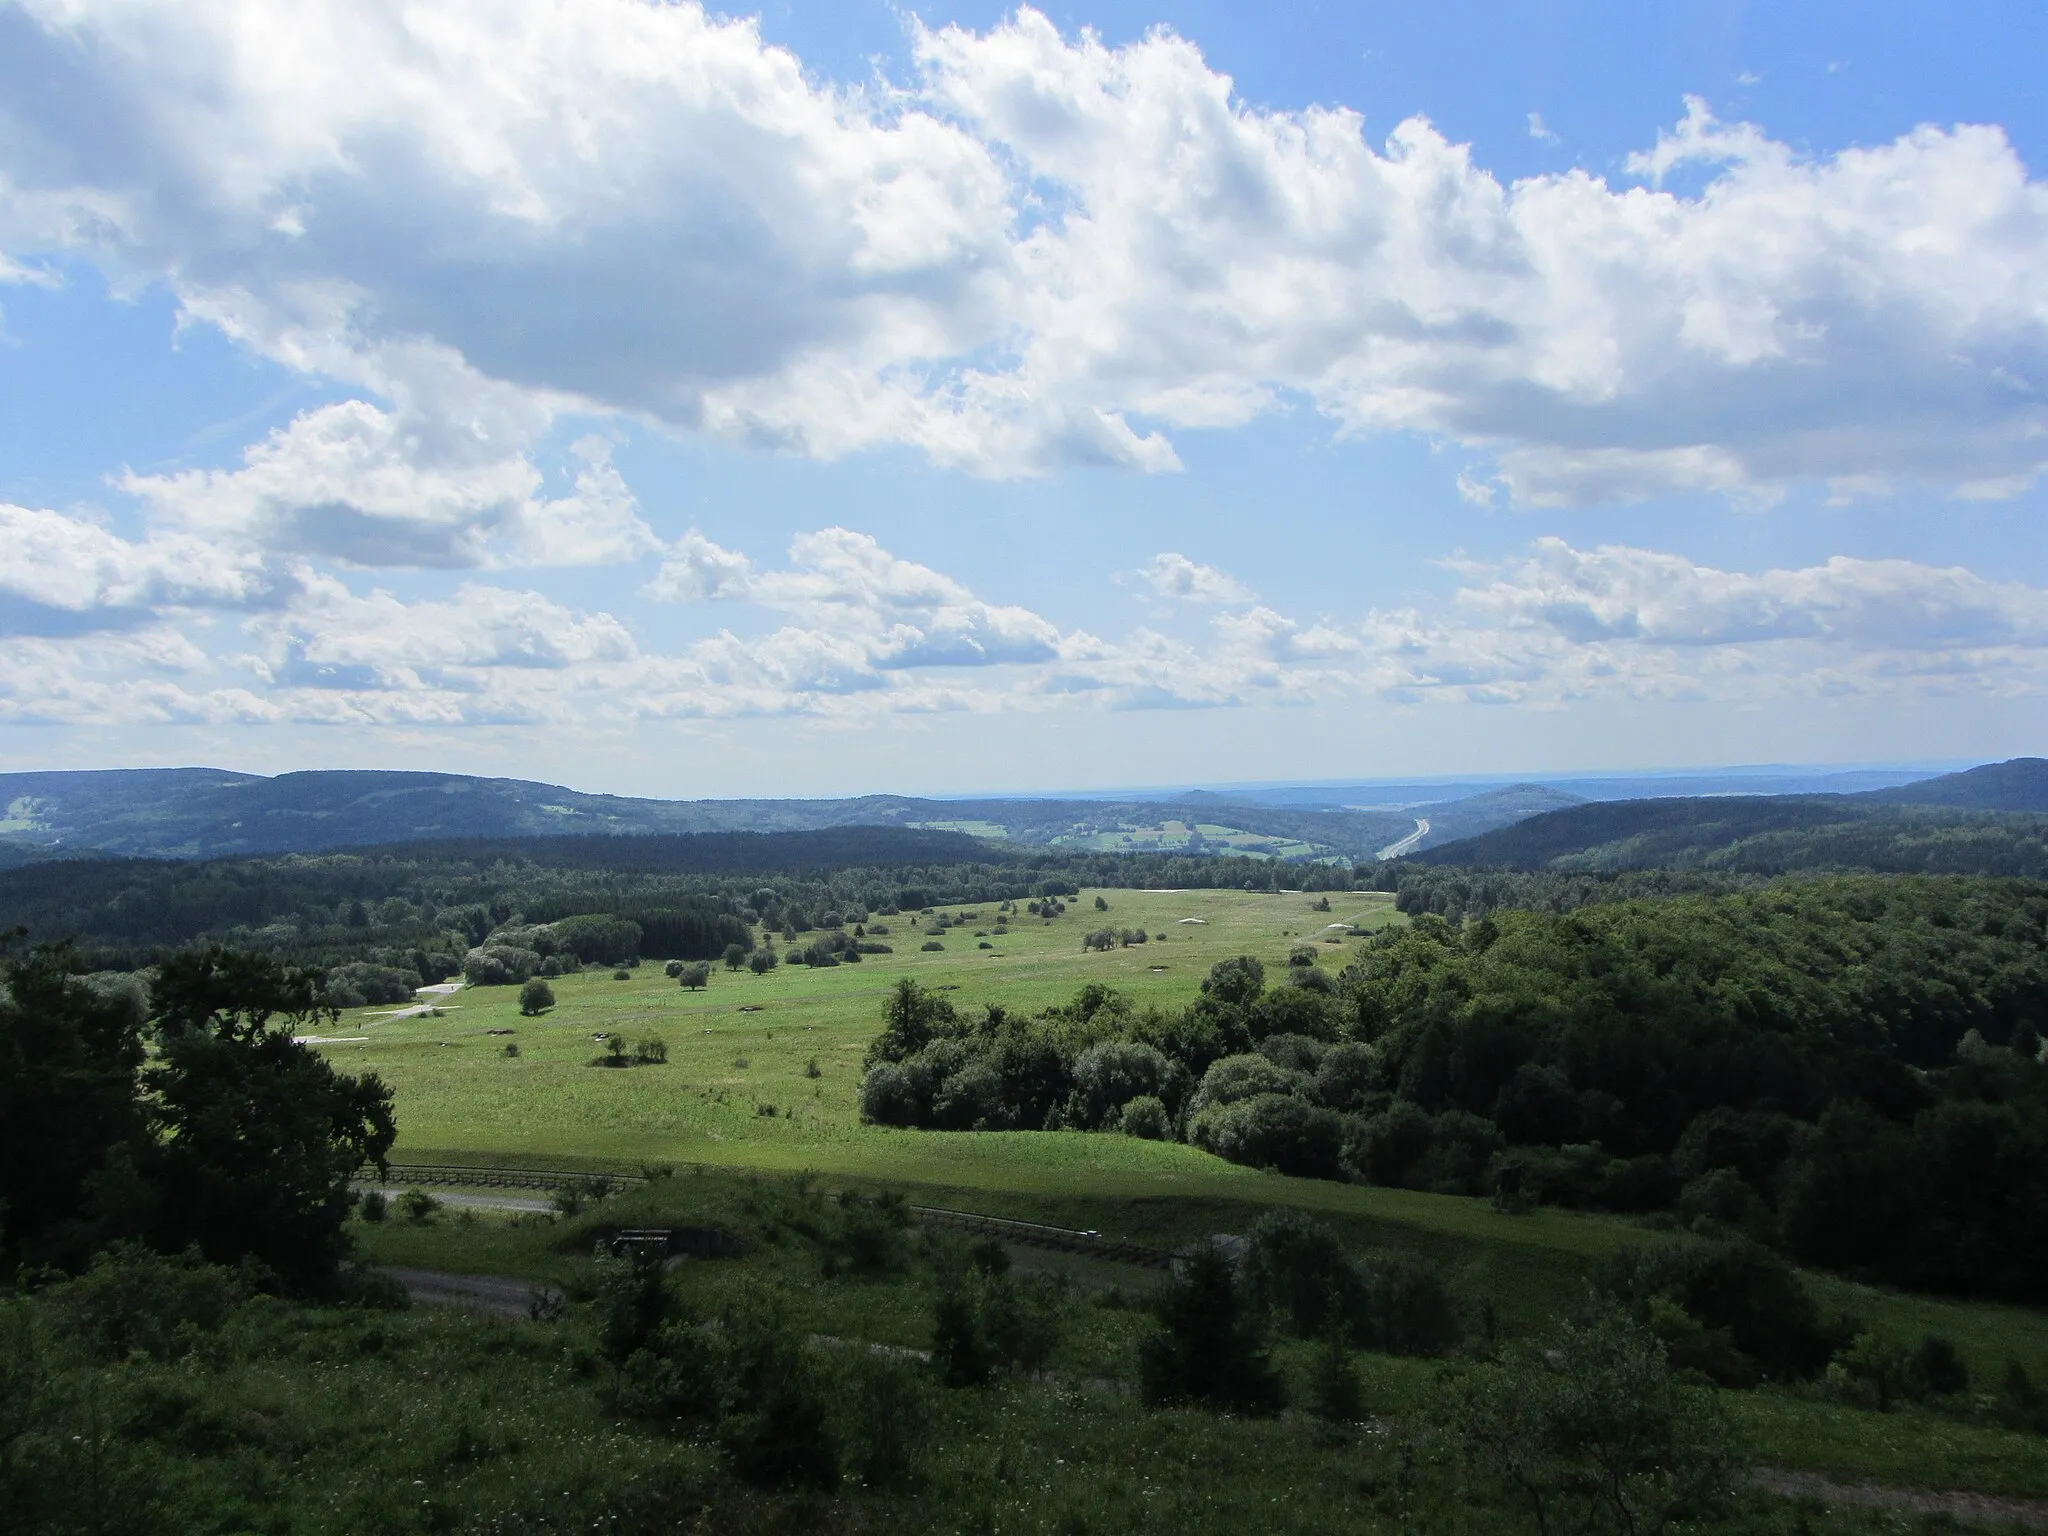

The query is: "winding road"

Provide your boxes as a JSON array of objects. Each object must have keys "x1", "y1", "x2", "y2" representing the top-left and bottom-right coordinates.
[{"x1": 1376, "y1": 817, "x2": 1430, "y2": 861}]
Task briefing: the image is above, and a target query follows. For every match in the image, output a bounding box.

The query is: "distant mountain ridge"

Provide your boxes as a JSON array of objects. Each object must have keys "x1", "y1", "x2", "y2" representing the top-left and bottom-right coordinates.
[
  {"x1": 0, "y1": 766, "x2": 1579, "y2": 864},
  {"x1": 1412, "y1": 758, "x2": 2048, "y2": 873},
  {"x1": 1861, "y1": 757, "x2": 2048, "y2": 810}
]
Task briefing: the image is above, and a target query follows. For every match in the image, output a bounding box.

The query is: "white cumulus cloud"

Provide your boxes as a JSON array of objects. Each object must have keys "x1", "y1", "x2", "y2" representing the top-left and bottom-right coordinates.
[
  {"x1": 0, "y1": 3, "x2": 2039, "y2": 501},
  {"x1": 0, "y1": 502, "x2": 304, "y2": 634},
  {"x1": 122, "y1": 401, "x2": 655, "y2": 569},
  {"x1": 1137, "y1": 553, "x2": 1254, "y2": 604}
]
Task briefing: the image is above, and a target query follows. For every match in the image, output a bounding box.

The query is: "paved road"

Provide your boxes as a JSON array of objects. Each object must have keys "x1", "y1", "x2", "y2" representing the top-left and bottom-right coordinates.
[
  {"x1": 384, "y1": 1267, "x2": 560, "y2": 1318},
  {"x1": 1376, "y1": 817, "x2": 1430, "y2": 860},
  {"x1": 356, "y1": 1185, "x2": 556, "y2": 1214}
]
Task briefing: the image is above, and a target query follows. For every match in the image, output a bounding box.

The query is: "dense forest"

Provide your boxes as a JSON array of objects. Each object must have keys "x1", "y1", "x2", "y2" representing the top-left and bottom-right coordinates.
[
  {"x1": 861, "y1": 875, "x2": 2048, "y2": 1305},
  {"x1": 1419, "y1": 798, "x2": 2048, "y2": 877},
  {"x1": 0, "y1": 832, "x2": 1366, "y2": 979}
]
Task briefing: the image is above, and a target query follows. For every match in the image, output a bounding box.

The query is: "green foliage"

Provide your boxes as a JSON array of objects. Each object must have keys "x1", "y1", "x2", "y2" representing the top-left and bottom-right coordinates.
[
  {"x1": 595, "y1": 1248, "x2": 673, "y2": 1368},
  {"x1": 930, "y1": 1243, "x2": 1066, "y2": 1388},
  {"x1": 1307, "y1": 1335, "x2": 1363, "y2": 1430},
  {"x1": 1138, "y1": 1240, "x2": 1284, "y2": 1416},
  {"x1": 517, "y1": 976, "x2": 554, "y2": 1014},
  {"x1": 397, "y1": 1188, "x2": 440, "y2": 1223},
  {"x1": 1239, "y1": 1210, "x2": 1460, "y2": 1356},
  {"x1": 836, "y1": 1350, "x2": 935, "y2": 1488},
  {"x1": 0, "y1": 941, "x2": 146, "y2": 1272},
  {"x1": 43, "y1": 1243, "x2": 251, "y2": 1362},
  {"x1": 1444, "y1": 1308, "x2": 1738, "y2": 1536},
  {"x1": 143, "y1": 948, "x2": 396, "y2": 1290},
  {"x1": 816, "y1": 1192, "x2": 910, "y2": 1280},
  {"x1": 1118, "y1": 1094, "x2": 1169, "y2": 1139},
  {"x1": 1598, "y1": 1236, "x2": 1842, "y2": 1385}
]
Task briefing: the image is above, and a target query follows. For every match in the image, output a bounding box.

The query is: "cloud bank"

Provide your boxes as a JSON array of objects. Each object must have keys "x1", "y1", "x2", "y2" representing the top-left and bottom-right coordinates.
[
  {"x1": 6, "y1": 514, "x2": 2048, "y2": 729},
  {"x1": 2, "y1": 2, "x2": 2044, "y2": 502}
]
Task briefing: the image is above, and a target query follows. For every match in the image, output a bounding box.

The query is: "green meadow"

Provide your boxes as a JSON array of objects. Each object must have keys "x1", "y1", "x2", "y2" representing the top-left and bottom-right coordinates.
[
  {"x1": 326, "y1": 884, "x2": 2048, "y2": 1401},
  {"x1": 320, "y1": 887, "x2": 1398, "y2": 1173}
]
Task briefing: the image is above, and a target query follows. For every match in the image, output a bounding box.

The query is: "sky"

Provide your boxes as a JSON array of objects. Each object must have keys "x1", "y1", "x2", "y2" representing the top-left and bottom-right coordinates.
[{"x1": 0, "y1": 0, "x2": 2044, "y2": 798}]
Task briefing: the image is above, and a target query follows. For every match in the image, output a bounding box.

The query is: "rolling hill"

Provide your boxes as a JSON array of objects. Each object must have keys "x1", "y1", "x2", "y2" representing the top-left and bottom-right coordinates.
[
  {"x1": 0, "y1": 767, "x2": 1581, "y2": 864},
  {"x1": 1413, "y1": 758, "x2": 2048, "y2": 874}
]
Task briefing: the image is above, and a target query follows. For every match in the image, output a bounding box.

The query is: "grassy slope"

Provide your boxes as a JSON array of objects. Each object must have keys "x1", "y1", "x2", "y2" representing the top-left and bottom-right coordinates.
[
  {"x1": 326, "y1": 887, "x2": 1397, "y2": 1171},
  {"x1": 356, "y1": 1173, "x2": 2048, "y2": 1503},
  {"x1": 327, "y1": 884, "x2": 2048, "y2": 1488}
]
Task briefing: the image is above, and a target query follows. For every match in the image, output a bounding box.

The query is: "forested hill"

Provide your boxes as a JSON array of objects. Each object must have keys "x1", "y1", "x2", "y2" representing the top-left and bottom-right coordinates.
[
  {"x1": 1861, "y1": 755, "x2": 2048, "y2": 809},
  {"x1": 0, "y1": 766, "x2": 1574, "y2": 863},
  {"x1": 1414, "y1": 796, "x2": 2048, "y2": 876}
]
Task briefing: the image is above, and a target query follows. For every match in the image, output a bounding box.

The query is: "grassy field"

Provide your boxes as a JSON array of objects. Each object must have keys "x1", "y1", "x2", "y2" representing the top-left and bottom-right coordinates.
[
  {"x1": 354, "y1": 1172, "x2": 2048, "y2": 1503},
  {"x1": 321, "y1": 883, "x2": 2048, "y2": 1423},
  {"x1": 320, "y1": 887, "x2": 1397, "y2": 1172}
]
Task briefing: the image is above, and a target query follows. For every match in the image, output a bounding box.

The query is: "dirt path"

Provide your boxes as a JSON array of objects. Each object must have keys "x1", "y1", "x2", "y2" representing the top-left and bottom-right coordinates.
[
  {"x1": 1753, "y1": 1469, "x2": 2048, "y2": 1530},
  {"x1": 385, "y1": 1267, "x2": 560, "y2": 1318}
]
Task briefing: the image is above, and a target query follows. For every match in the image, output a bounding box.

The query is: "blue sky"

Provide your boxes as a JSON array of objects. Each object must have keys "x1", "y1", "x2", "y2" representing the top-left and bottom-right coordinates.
[{"x1": 0, "y1": 0, "x2": 2043, "y2": 797}]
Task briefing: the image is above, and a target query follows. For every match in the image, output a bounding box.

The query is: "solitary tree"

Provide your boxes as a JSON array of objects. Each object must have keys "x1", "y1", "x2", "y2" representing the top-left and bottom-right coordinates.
[
  {"x1": 677, "y1": 962, "x2": 712, "y2": 991},
  {"x1": 1138, "y1": 1240, "x2": 1284, "y2": 1416},
  {"x1": 143, "y1": 947, "x2": 397, "y2": 1291},
  {"x1": 519, "y1": 978, "x2": 556, "y2": 1016},
  {"x1": 723, "y1": 942, "x2": 749, "y2": 971}
]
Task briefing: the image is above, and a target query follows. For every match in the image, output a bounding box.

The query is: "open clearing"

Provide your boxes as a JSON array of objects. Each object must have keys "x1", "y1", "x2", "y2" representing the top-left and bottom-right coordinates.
[
  {"x1": 323, "y1": 884, "x2": 2048, "y2": 1403},
  {"x1": 319, "y1": 887, "x2": 1398, "y2": 1174}
]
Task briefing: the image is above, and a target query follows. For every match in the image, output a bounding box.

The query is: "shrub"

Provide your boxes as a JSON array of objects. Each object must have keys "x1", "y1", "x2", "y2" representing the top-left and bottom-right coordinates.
[
  {"x1": 1138, "y1": 1240, "x2": 1284, "y2": 1416},
  {"x1": 1352, "y1": 1253, "x2": 1461, "y2": 1357},
  {"x1": 676, "y1": 962, "x2": 712, "y2": 990},
  {"x1": 617, "y1": 1321, "x2": 720, "y2": 1423},
  {"x1": 837, "y1": 1351, "x2": 935, "y2": 1488},
  {"x1": 1308, "y1": 1336, "x2": 1363, "y2": 1430},
  {"x1": 1350, "y1": 1099, "x2": 1434, "y2": 1185},
  {"x1": 398, "y1": 1187, "x2": 441, "y2": 1223},
  {"x1": 1445, "y1": 1308, "x2": 1736, "y2": 1536},
  {"x1": 597, "y1": 1248, "x2": 676, "y2": 1368},
  {"x1": 920, "y1": 940, "x2": 944, "y2": 952},
  {"x1": 932, "y1": 1060, "x2": 1007, "y2": 1131},
  {"x1": 1185, "y1": 1053, "x2": 1307, "y2": 1119},
  {"x1": 322, "y1": 962, "x2": 423, "y2": 1009},
  {"x1": 517, "y1": 977, "x2": 555, "y2": 1016},
  {"x1": 634, "y1": 1037, "x2": 668, "y2": 1065},
  {"x1": 1242, "y1": 1210, "x2": 1358, "y2": 1340},
  {"x1": 46, "y1": 1243, "x2": 252, "y2": 1361},
  {"x1": 1314, "y1": 1041, "x2": 1381, "y2": 1113},
  {"x1": 933, "y1": 1261, "x2": 1066, "y2": 1387},
  {"x1": 1071, "y1": 1039, "x2": 1172, "y2": 1129},
  {"x1": 612, "y1": 967, "x2": 632, "y2": 981},
  {"x1": 463, "y1": 945, "x2": 542, "y2": 986},
  {"x1": 358, "y1": 1189, "x2": 388, "y2": 1223},
  {"x1": 1119, "y1": 1095, "x2": 1169, "y2": 1139},
  {"x1": 1597, "y1": 1235, "x2": 1840, "y2": 1384},
  {"x1": 749, "y1": 948, "x2": 778, "y2": 975},
  {"x1": 1190, "y1": 1093, "x2": 1344, "y2": 1179},
  {"x1": 818, "y1": 1192, "x2": 910, "y2": 1279},
  {"x1": 1256, "y1": 1033, "x2": 1325, "y2": 1074},
  {"x1": 715, "y1": 1293, "x2": 840, "y2": 1489},
  {"x1": 859, "y1": 1062, "x2": 926, "y2": 1127},
  {"x1": 663, "y1": 959, "x2": 685, "y2": 978}
]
